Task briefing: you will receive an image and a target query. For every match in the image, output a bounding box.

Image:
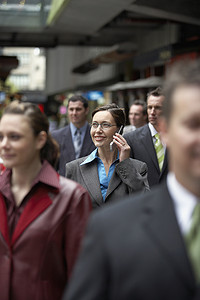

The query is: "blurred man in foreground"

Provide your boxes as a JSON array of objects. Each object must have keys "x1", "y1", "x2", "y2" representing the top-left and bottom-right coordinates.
[{"x1": 63, "y1": 59, "x2": 200, "y2": 300}]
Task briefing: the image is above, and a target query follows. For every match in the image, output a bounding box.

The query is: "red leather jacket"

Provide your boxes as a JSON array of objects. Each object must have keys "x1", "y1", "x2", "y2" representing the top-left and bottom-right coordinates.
[{"x1": 0, "y1": 161, "x2": 92, "y2": 300}]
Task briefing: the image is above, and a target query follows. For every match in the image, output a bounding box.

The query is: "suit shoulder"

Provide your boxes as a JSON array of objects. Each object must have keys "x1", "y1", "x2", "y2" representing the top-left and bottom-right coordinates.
[
  {"x1": 124, "y1": 124, "x2": 147, "y2": 139},
  {"x1": 90, "y1": 184, "x2": 167, "y2": 228},
  {"x1": 51, "y1": 125, "x2": 70, "y2": 136},
  {"x1": 65, "y1": 156, "x2": 88, "y2": 168}
]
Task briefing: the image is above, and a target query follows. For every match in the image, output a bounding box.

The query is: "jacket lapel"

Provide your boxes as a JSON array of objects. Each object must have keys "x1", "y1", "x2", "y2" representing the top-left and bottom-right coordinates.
[
  {"x1": 11, "y1": 185, "x2": 52, "y2": 245},
  {"x1": 80, "y1": 162, "x2": 103, "y2": 206},
  {"x1": 63, "y1": 126, "x2": 75, "y2": 161},
  {"x1": 0, "y1": 194, "x2": 10, "y2": 246},
  {"x1": 161, "y1": 150, "x2": 168, "y2": 176},
  {"x1": 105, "y1": 170, "x2": 121, "y2": 199},
  {"x1": 140, "y1": 126, "x2": 160, "y2": 172},
  {"x1": 143, "y1": 183, "x2": 195, "y2": 290}
]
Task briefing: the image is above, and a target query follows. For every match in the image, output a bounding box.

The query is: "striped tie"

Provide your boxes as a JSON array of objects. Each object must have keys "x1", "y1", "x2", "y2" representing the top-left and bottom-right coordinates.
[
  {"x1": 154, "y1": 133, "x2": 164, "y2": 171},
  {"x1": 74, "y1": 129, "x2": 82, "y2": 159}
]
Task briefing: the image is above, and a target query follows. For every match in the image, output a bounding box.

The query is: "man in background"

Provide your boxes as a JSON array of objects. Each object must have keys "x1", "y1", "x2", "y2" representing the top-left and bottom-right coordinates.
[
  {"x1": 52, "y1": 95, "x2": 95, "y2": 176},
  {"x1": 123, "y1": 87, "x2": 168, "y2": 187},
  {"x1": 123, "y1": 99, "x2": 148, "y2": 134},
  {"x1": 63, "y1": 59, "x2": 200, "y2": 300}
]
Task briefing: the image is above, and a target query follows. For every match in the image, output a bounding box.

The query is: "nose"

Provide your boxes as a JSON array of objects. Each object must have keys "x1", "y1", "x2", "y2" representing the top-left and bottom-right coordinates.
[
  {"x1": 96, "y1": 124, "x2": 103, "y2": 132},
  {"x1": 150, "y1": 107, "x2": 156, "y2": 114},
  {"x1": 0, "y1": 136, "x2": 9, "y2": 148}
]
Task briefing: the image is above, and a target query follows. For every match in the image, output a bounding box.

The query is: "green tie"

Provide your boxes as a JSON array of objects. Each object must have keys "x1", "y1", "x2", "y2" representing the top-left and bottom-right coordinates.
[
  {"x1": 185, "y1": 203, "x2": 200, "y2": 283},
  {"x1": 154, "y1": 133, "x2": 164, "y2": 171}
]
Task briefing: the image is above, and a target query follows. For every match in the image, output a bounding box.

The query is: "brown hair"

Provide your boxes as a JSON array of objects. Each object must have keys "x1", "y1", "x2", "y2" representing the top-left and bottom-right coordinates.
[
  {"x1": 3, "y1": 101, "x2": 60, "y2": 168},
  {"x1": 67, "y1": 95, "x2": 89, "y2": 109},
  {"x1": 92, "y1": 103, "x2": 126, "y2": 130},
  {"x1": 131, "y1": 99, "x2": 147, "y2": 116},
  {"x1": 147, "y1": 87, "x2": 163, "y2": 99}
]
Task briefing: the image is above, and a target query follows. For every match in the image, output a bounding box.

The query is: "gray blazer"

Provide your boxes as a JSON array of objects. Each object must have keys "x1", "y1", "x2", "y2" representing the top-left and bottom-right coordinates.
[{"x1": 65, "y1": 156, "x2": 149, "y2": 209}]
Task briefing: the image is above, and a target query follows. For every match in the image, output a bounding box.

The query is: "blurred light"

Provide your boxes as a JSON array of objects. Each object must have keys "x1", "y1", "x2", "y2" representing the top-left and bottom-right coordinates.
[{"x1": 34, "y1": 48, "x2": 40, "y2": 56}]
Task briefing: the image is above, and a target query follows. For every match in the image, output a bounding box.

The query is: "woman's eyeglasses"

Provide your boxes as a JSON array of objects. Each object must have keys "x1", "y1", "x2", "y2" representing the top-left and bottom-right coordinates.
[{"x1": 91, "y1": 122, "x2": 117, "y2": 130}]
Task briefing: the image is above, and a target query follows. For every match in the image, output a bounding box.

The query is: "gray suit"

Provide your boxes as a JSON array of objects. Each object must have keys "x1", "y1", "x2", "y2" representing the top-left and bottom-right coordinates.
[
  {"x1": 52, "y1": 123, "x2": 95, "y2": 176},
  {"x1": 65, "y1": 156, "x2": 149, "y2": 209},
  {"x1": 63, "y1": 182, "x2": 199, "y2": 300},
  {"x1": 124, "y1": 124, "x2": 168, "y2": 187}
]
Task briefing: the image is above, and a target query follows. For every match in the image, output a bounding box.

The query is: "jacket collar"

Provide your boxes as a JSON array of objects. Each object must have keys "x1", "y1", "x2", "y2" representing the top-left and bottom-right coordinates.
[{"x1": 0, "y1": 161, "x2": 60, "y2": 247}]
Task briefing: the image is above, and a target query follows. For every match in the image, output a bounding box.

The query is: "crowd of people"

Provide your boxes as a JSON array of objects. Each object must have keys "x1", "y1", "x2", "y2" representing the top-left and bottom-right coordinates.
[{"x1": 0, "y1": 58, "x2": 199, "y2": 300}]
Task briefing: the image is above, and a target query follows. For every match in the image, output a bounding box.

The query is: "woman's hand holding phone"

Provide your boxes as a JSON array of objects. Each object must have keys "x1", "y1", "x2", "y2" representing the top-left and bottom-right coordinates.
[{"x1": 110, "y1": 126, "x2": 131, "y2": 161}]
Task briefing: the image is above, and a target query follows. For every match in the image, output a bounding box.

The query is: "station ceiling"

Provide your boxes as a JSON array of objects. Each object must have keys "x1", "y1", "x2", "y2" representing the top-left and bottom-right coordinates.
[{"x1": 0, "y1": 0, "x2": 199, "y2": 49}]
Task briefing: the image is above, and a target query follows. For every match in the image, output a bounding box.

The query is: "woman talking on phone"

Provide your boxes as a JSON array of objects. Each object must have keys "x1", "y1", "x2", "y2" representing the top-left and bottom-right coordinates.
[
  {"x1": 65, "y1": 103, "x2": 149, "y2": 209},
  {"x1": 0, "y1": 101, "x2": 92, "y2": 300}
]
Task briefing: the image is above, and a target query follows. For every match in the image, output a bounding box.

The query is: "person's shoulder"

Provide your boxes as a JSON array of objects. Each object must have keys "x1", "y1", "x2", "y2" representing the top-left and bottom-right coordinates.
[
  {"x1": 90, "y1": 184, "x2": 165, "y2": 227},
  {"x1": 51, "y1": 125, "x2": 70, "y2": 136},
  {"x1": 66, "y1": 156, "x2": 88, "y2": 168},
  {"x1": 123, "y1": 124, "x2": 148, "y2": 139},
  {"x1": 59, "y1": 174, "x2": 87, "y2": 194}
]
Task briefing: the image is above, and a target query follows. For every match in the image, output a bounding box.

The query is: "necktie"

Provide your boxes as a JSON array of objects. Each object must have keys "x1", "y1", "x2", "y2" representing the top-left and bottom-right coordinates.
[
  {"x1": 74, "y1": 129, "x2": 82, "y2": 159},
  {"x1": 154, "y1": 133, "x2": 164, "y2": 171},
  {"x1": 185, "y1": 203, "x2": 200, "y2": 283}
]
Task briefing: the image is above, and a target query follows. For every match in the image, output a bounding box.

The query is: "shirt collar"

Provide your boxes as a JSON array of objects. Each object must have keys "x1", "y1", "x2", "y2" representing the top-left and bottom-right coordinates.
[
  {"x1": 80, "y1": 148, "x2": 98, "y2": 165},
  {"x1": 148, "y1": 122, "x2": 157, "y2": 137},
  {"x1": 167, "y1": 172, "x2": 198, "y2": 234},
  {"x1": 80, "y1": 148, "x2": 119, "y2": 166},
  {"x1": 70, "y1": 122, "x2": 88, "y2": 136}
]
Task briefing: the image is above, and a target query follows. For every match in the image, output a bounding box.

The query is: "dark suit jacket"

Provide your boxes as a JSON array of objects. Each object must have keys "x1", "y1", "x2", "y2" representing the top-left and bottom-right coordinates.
[
  {"x1": 52, "y1": 123, "x2": 95, "y2": 176},
  {"x1": 123, "y1": 124, "x2": 168, "y2": 187},
  {"x1": 65, "y1": 157, "x2": 149, "y2": 208},
  {"x1": 63, "y1": 183, "x2": 199, "y2": 300}
]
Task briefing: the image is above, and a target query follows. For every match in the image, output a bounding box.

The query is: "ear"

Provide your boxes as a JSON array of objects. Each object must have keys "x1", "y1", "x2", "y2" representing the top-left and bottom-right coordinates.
[
  {"x1": 85, "y1": 107, "x2": 89, "y2": 115},
  {"x1": 159, "y1": 116, "x2": 169, "y2": 147},
  {"x1": 36, "y1": 131, "x2": 47, "y2": 150}
]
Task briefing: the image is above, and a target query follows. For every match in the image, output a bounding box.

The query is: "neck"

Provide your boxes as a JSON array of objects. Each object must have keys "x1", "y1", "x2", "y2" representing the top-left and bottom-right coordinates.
[
  {"x1": 11, "y1": 158, "x2": 42, "y2": 188},
  {"x1": 97, "y1": 147, "x2": 117, "y2": 165},
  {"x1": 173, "y1": 169, "x2": 200, "y2": 198}
]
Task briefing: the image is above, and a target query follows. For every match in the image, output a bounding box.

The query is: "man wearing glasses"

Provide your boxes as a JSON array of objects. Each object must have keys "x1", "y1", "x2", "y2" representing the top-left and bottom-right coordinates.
[{"x1": 65, "y1": 103, "x2": 149, "y2": 209}]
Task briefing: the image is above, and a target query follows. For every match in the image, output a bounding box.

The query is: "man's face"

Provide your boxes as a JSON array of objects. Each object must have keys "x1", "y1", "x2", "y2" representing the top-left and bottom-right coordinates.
[
  {"x1": 129, "y1": 105, "x2": 147, "y2": 128},
  {"x1": 68, "y1": 100, "x2": 89, "y2": 128},
  {"x1": 147, "y1": 95, "x2": 164, "y2": 129},
  {"x1": 162, "y1": 85, "x2": 200, "y2": 193}
]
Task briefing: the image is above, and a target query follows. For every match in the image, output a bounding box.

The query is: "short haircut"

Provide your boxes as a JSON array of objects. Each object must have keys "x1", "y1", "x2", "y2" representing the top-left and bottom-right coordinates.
[
  {"x1": 163, "y1": 59, "x2": 200, "y2": 122},
  {"x1": 92, "y1": 103, "x2": 126, "y2": 129},
  {"x1": 67, "y1": 95, "x2": 89, "y2": 109},
  {"x1": 147, "y1": 87, "x2": 163, "y2": 100},
  {"x1": 131, "y1": 99, "x2": 147, "y2": 115}
]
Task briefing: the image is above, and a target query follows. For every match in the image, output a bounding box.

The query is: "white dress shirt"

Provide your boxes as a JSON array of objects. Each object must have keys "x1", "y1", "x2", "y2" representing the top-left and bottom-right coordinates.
[{"x1": 167, "y1": 172, "x2": 198, "y2": 235}]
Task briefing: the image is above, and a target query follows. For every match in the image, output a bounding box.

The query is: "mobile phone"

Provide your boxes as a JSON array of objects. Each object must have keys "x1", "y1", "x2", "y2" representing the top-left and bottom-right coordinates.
[{"x1": 110, "y1": 125, "x2": 123, "y2": 151}]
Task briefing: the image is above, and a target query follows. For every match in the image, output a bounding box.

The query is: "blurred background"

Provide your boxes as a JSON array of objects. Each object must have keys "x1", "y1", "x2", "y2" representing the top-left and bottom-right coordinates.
[{"x1": 0, "y1": 0, "x2": 199, "y2": 127}]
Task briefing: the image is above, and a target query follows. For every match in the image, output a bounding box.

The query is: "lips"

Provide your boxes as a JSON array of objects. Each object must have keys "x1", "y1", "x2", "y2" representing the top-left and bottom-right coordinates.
[
  {"x1": 94, "y1": 136, "x2": 105, "y2": 142},
  {"x1": 1, "y1": 154, "x2": 15, "y2": 160}
]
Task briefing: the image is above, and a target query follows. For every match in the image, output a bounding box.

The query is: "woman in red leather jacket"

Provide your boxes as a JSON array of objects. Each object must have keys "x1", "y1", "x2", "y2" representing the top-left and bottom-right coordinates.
[{"x1": 0, "y1": 101, "x2": 92, "y2": 300}]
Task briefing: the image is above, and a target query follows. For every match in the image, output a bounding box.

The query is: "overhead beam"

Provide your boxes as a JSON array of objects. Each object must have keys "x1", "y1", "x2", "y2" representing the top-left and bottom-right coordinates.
[
  {"x1": 129, "y1": 4, "x2": 200, "y2": 26},
  {"x1": 47, "y1": 0, "x2": 71, "y2": 25}
]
